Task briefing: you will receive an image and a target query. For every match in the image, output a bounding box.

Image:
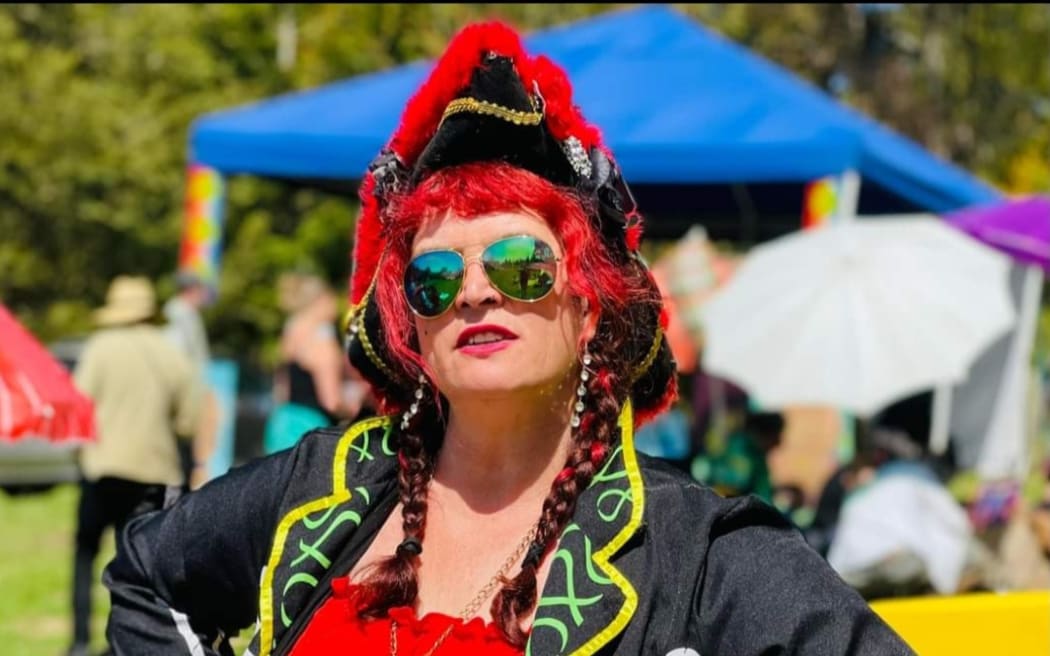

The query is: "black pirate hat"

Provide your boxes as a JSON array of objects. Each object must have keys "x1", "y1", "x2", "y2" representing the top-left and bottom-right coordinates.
[{"x1": 346, "y1": 21, "x2": 676, "y2": 425}]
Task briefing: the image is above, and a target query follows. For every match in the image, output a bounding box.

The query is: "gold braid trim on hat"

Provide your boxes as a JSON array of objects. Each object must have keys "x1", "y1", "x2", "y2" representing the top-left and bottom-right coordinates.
[
  {"x1": 343, "y1": 277, "x2": 398, "y2": 381},
  {"x1": 440, "y1": 97, "x2": 543, "y2": 128},
  {"x1": 629, "y1": 327, "x2": 664, "y2": 386}
]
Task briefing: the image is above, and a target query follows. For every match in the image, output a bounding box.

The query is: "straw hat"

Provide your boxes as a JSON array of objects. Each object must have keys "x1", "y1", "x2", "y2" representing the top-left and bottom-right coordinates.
[
  {"x1": 94, "y1": 275, "x2": 157, "y2": 326},
  {"x1": 277, "y1": 272, "x2": 330, "y2": 314}
]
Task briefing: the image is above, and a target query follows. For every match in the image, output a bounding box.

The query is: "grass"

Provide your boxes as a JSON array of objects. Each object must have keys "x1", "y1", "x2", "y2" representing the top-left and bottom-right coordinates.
[
  {"x1": 0, "y1": 483, "x2": 255, "y2": 656},
  {"x1": 0, "y1": 484, "x2": 111, "y2": 656}
]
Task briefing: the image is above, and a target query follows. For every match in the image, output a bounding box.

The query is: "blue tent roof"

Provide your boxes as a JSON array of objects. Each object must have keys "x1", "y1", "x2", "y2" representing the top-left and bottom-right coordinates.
[{"x1": 190, "y1": 5, "x2": 999, "y2": 219}]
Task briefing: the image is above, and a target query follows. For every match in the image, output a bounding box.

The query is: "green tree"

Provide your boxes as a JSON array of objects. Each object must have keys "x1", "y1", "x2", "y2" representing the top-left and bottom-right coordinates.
[
  {"x1": 2, "y1": 3, "x2": 1047, "y2": 367},
  {"x1": 0, "y1": 4, "x2": 283, "y2": 343}
]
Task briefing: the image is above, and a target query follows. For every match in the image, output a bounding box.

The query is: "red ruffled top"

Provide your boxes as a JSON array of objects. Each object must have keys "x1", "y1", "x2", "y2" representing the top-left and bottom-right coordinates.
[{"x1": 289, "y1": 578, "x2": 523, "y2": 655}]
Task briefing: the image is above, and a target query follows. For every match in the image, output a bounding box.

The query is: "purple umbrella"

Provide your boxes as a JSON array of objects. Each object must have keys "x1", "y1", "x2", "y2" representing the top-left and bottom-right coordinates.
[{"x1": 945, "y1": 196, "x2": 1050, "y2": 273}]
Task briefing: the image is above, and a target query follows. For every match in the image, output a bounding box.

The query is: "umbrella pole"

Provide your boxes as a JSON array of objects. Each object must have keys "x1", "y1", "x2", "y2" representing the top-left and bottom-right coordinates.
[
  {"x1": 929, "y1": 385, "x2": 953, "y2": 456},
  {"x1": 834, "y1": 170, "x2": 861, "y2": 225},
  {"x1": 853, "y1": 414, "x2": 873, "y2": 461},
  {"x1": 836, "y1": 170, "x2": 864, "y2": 464}
]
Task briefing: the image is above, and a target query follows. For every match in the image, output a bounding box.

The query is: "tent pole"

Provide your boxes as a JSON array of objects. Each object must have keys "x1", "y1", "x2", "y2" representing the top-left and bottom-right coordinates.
[
  {"x1": 731, "y1": 183, "x2": 759, "y2": 246},
  {"x1": 977, "y1": 265, "x2": 1045, "y2": 481},
  {"x1": 835, "y1": 169, "x2": 861, "y2": 224},
  {"x1": 834, "y1": 169, "x2": 862, "y2": 466}
]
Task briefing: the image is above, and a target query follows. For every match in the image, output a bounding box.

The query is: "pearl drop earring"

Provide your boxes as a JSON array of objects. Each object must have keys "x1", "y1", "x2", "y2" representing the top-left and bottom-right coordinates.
[
  {"x1": 571, "y1": 351, "x2": 592, "y2": 429},
  {"x1": 401, "y1": 374, "x2": 426, "y2": 430}
]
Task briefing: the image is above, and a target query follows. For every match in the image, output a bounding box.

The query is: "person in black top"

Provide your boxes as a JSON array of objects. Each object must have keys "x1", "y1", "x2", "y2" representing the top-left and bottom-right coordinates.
[{"x1": 263, "y1": 272, "x2": 369, "y2": 454}]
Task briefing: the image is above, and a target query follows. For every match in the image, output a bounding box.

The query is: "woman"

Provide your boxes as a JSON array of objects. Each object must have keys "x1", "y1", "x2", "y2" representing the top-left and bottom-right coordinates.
[
  {"x1": 104, "y1": 21, "x2": 914, "y2": 655},
  {"x1": 263, "y1": 272, "x2": 368, "y2": 454}
]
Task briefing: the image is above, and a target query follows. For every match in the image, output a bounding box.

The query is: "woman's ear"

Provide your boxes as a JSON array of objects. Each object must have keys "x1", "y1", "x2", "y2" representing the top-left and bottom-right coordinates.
[{"x1": 580, "y1": 297, "x2": 598, "y2": 343}]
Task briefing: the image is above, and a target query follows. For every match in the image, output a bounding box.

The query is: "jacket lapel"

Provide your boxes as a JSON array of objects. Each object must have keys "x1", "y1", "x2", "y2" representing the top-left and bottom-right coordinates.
[
  {"x1": 528, "y1": 400, "x2": 645, "y2": 656},
  {"x1": 257, "y1": 417, "x2": 397, "y2": 656},
  {"x1": 253, "y1": 404, "x2": 647, "y2": 656}
]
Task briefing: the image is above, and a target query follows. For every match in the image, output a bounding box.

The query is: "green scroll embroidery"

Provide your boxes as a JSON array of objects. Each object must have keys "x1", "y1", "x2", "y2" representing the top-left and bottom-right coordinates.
[
  {"x1": 531, "y1": 524, "x2": 611, "y2": 653},
  {"x1": 527, "y1": 402, "x2": 643, "y2": 656},
  {"x1": 590, "y1": 445, "x2": 627, "y2": 488},
  {"x1": 380, "y1": 423, "x2": 396, "y2": 456},
  {"x1": 290, "y1": 507, "x2": 363, "y2": 568},
  {"x1": 349, "y1": 431, "x2": 374, "y2": 462},
  {"x1": 354, "y1": 486, "x2": 371, "y2": 505},
  {"x1": 528, "y1": 618, "x2": 569, "y2": 656},
  {"x1": 259, "y1": 416, "x2": 395, "y2": 656},
  {"x1": 280, "y1": 573, "x2": 318, "y2": 627},
  {"x1": 279, "y1": 505, "x2": 364, "y2": 627}
]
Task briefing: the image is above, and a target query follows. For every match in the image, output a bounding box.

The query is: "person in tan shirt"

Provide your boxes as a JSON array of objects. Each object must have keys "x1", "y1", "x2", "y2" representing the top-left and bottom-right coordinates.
[{"x1": 67, "y1": 275, "x2": 203, "y2": 656}]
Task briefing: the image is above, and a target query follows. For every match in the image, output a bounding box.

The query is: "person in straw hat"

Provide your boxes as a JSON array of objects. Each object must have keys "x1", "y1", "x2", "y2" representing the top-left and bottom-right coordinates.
[
  {"x1": 103, "y1": 21, "x2": 912, "y2": 656},
  {"x1": 67, "y1": 275, "x2": 204, "y2": 656}
]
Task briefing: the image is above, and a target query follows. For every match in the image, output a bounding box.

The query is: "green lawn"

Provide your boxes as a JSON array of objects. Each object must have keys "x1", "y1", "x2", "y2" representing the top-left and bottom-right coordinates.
[
  {"x1": 0, "y1": 484, "x2": 254, "y2": 656},
  {"x1": 0, "y1": 484, "x2": 110, "y2": 656}
]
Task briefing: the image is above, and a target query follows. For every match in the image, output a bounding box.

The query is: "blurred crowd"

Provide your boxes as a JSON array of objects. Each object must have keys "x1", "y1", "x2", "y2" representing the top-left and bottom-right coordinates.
[
  {"x1": 636, "y1": 369, "x2": 1050, "y2": 603},
  {"x1": 61, "y1": 271, "x2": 374, "y2": 656},
  {"x1": 30, "y1": 267, "x2": 1050, "y2": 654}
]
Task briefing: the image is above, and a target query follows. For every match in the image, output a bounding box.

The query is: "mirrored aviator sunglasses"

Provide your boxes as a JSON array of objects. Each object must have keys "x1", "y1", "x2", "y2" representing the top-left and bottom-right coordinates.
[{"x1": 403, "y1": 235, "x2": 559, "y2": 318}]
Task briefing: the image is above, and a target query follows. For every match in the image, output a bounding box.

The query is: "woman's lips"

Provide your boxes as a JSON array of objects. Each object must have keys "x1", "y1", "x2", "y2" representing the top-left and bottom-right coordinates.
[
  {"x1": 456, "y1": 324, "x2": 518, "y2": 355},
  {"x1": 458, "y1": 340, "x2": 514, "y2": 356}
]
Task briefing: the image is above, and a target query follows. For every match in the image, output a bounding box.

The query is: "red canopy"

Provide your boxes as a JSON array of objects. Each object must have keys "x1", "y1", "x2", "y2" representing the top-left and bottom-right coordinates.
[{"x1": 0, "y1": 304, "x2": 95, "y2": 443}]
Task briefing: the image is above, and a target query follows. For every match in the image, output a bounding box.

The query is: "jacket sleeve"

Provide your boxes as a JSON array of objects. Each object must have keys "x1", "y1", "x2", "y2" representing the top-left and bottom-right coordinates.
[
  {"x1": 103, "y1": 445, "x2": 301, "y2": 655},
  {"x1": 697, "y1": 495, "x2": 917, "y2": 655}
]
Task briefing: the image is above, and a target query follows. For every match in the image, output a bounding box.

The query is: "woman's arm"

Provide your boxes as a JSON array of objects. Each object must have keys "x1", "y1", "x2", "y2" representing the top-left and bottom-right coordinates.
[
  {"x1": 302, "y1": 322, "x2": 356, "y2": 419},
  {"x1": 103, "y1": 446, "x2": 301, "y2": 655}
]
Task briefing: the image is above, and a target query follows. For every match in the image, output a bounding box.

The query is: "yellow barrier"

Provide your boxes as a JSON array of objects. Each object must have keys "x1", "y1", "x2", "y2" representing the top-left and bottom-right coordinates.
[{"x1": 870, "y1": 590, "x2": 1050, "y2": 655}]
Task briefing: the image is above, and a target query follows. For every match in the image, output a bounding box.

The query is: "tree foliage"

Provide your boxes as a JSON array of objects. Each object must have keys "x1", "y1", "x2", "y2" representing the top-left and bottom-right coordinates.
[{"x1": 1, "y1": 3, "x2": 1047, "y2": 367}]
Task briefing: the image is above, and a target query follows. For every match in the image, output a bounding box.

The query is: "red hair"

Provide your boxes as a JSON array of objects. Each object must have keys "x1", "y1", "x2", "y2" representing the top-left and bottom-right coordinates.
[
  {"x1": 373, "y1": 161, "x2": 636, "y2": 402},
  {"x1": 353, "y1": 162, "x2": 667, "y2": 645}
]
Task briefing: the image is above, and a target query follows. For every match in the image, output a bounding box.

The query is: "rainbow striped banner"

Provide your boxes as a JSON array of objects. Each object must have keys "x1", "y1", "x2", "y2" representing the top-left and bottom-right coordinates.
[
  {"x1": 178, "y1": 163, "x2": 226, "y2": 288},
  {"x1": 801, "y1": 175, "x2": 839, "y2": 229}
]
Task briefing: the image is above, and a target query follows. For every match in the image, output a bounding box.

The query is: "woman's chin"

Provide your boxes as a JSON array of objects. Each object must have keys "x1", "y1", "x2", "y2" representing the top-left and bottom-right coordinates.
[
  {"x1": 444, "y1": 379, "x2": 527, "y2": 400},
  {"x1": 441, "y1": 373, "x2": 554, "y2": 404}
]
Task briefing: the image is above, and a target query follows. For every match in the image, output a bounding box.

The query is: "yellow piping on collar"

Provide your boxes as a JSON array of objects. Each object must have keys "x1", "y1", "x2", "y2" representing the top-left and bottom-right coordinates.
[
  {"x1": 569, "y1": 398, "x2": 643, "y2": 656},
  {"x1": 257, "y1": 415, "x2": 391, "y2": 656}
]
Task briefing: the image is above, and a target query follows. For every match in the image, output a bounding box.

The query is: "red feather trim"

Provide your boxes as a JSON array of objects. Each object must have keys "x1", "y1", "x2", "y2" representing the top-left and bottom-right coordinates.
[
  {"x1": 354, "y1": 20, "x2": 621, "y2": 304},
  {"x1": 351, "y1": 173, "x2": 382, "y2": 304},
  {"x1": 391, "y1": 21, "x2": 530, "y2": 166},
  {"x1": 531, "y1": 55, "x2": 599, "y2": 149},
  {"x1": 658, "y1": 305, "x2": 670, "y2": 331},
  {"x1": 625, "y1": 222, "x2": 643, "y2": 252}
]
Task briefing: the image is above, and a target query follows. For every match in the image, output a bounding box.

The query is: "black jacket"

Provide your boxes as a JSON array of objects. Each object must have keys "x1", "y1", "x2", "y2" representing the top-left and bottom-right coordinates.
[{"x1": 104, "y1": 407, "x2": 915, "y2": 655}]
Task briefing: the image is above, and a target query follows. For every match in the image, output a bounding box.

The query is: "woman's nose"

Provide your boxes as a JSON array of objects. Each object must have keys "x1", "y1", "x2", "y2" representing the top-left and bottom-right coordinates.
[{"x1": 456, "y1": 259, "x2": 501, "y2": 310}]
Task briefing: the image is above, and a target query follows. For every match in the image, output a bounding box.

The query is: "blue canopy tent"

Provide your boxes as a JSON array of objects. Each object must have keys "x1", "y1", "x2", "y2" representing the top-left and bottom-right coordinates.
[{"x1": 188, "y1": 4, "x2": 1000, "y2": 242}]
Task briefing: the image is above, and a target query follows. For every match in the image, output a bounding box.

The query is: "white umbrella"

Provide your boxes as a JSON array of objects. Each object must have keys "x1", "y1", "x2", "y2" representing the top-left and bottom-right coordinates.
[{"x1": 700, "y1": 216, "x2": 1016, "y2": 417}]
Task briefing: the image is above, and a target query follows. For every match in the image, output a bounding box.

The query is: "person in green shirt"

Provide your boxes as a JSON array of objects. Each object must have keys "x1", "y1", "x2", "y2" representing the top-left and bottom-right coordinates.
[{"x1": 693, "y1": 411, "x2": 784, "y2": 505}]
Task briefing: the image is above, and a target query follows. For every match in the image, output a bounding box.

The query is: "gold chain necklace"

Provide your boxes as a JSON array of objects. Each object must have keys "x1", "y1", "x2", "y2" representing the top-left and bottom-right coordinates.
[{"x1": 389, "y1": 526, "x2": 537, "y2": 656}]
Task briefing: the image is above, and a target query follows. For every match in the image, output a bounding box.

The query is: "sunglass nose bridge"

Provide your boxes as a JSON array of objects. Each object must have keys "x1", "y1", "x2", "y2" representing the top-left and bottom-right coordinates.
[{"x1": 458, "y1": 258, "x2": 503, "y2": 308}]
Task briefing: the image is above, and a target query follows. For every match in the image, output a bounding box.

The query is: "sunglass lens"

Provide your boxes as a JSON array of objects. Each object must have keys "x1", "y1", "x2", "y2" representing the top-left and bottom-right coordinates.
[
  {"x1": 404, "y1": 250, "x2": 463, "y2": 317},
  {"x1": 483, "y1": 236, "x2": 557, "y2": 302}
]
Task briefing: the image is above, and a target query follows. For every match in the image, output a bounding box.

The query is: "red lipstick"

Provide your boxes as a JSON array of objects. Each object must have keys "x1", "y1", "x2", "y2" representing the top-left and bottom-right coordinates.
[{"x1": 456, "y1": 324, "x2": 518, "y2": 356}]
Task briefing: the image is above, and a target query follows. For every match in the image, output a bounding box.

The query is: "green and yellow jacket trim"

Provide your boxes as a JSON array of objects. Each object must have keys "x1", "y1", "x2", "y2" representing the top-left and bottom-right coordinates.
[
  {"x1": 252, "y1": 402, "x2": 645, "y2": 656},
  {"x1": 105, "y1": 392, "x2": 913, "y2": 655}
]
